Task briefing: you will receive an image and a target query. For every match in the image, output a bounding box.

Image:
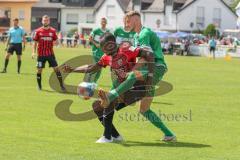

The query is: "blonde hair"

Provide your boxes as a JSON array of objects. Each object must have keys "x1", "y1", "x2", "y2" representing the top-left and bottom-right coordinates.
[
  {"x1": 125, "y1": 11, "x2": 141, "y2": 18},
  {"x1": 42, "y1": 15, "x2": 50, "y2": 19}
]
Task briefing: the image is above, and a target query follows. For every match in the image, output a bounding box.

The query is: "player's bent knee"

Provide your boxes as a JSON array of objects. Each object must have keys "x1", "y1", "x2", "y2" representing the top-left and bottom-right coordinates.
[
  {"x1": 37, "y1": 68, "x2": 42, "y2": 74},
  {"x1": 139, "y1": 107, "x2": 150, "y2": 114},
  {"x1": 133, "y1": 70, "x2": 144, "y2": 81},
  {"x1": 92, "y1": 100, "x2": 103, "y2": 116},
  {"x1": 139, "y1": 98, "x2": 152, "y2": 113},
  {"x1": 6, "y1": 54, "x2": 11, "y2": 59},
  {"x1": 53, "y1": 67, "x2": 59, "y2": 72}
]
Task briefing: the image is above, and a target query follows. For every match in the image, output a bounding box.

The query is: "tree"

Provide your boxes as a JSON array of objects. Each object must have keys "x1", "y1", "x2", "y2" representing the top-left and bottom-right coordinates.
[
  {"x1": 67, "y1": 27, "x2": 78, "y2": 37},
  {"x1": 231, "y1": 0, "x2": 240, "y2": 12},
  {"x1": 204, "y1": 24, "x2": 219, "y2": 38}
]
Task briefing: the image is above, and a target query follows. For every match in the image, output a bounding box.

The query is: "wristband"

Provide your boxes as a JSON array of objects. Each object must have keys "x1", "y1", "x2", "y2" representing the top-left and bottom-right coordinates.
[{"x1": 148, "y1": 73, "x2": 154, "y2": 77}]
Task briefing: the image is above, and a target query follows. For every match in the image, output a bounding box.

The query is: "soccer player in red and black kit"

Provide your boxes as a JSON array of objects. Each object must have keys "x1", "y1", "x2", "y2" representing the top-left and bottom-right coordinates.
[
  {"x1": 62, "y1": 32, "x2": 154, "y2": 143},
  {"x1": 32, "y1": 15, "x2": 65, "y2": 91}
]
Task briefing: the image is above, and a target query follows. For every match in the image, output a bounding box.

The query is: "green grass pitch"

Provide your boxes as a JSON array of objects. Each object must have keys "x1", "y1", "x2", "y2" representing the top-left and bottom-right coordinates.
[{"x1": 0, "y1": 43, "x2": 239, "y2": 160}]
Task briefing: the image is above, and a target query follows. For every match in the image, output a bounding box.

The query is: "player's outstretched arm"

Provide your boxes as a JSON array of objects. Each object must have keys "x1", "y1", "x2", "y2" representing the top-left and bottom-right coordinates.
[{"x1": 62, "y1": 64, "x2": 102, "y2": 73}]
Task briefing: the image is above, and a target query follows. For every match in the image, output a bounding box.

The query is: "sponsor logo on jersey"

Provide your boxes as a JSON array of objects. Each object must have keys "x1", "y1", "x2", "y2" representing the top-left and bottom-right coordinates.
[{"x1": 41, "y1": 37, "x2": 53, "y2": 41}]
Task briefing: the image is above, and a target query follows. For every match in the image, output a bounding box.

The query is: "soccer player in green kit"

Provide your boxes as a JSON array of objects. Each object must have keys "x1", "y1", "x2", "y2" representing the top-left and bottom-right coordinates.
[
  {"x1": 114, "y1": 16, "x2": 135, "y2": 45},
  {"x1": 87, "y1": 17, "x2": 110, "y2": 82},
  {"x1": 99, "y1": 11, "x2": 176, "y2": 142}
]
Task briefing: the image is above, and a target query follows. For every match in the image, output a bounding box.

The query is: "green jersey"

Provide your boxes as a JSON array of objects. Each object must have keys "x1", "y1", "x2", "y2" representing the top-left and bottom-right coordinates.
[
  {"x1": 134, "y1": 27, "x2": 166, "y2": 67},
  {"x1": 90, "y1": 28, "x2": 110, "y2": 59},
  {"x1": 114, "y1": 27, "x2": 135, "y2": 45}
]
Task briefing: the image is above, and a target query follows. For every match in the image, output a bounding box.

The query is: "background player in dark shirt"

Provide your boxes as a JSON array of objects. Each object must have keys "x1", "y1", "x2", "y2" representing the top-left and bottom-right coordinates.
[{"x1": 32, "y1": 15, "x2": 65, "y2": 91}]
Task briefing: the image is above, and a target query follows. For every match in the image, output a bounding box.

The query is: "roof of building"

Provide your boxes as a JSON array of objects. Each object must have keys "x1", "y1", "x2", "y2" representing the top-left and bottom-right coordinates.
[
  {"x1": 0, "y1": 0, "x2": 38, "y2": 2},
  {"x1": 95, "y1": 0, "x2": 131, "y2": 12},
  {"x1": 32, "y1": 0, "x2": 64, "y2": 8},
  {"x1": 33, "y1": 0, "x2": 99, "y2": 9},
  {"x1": 142, "y1": 0, "x2": 164, "y2": 13},
  {"x1": 177, "y1": 0, "x2": 237, "y2": 17}
]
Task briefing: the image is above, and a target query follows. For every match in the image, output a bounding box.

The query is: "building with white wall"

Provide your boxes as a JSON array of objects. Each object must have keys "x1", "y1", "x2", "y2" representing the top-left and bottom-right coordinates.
[
  {"x1": 61, "y1": 7, "x2": 95, "y2": 33},
  {"x1": 176, "y1": 0, "x2": 237, "y2": 32},
  {"x1": 78, "y1": 0, "x2": 237, "y2": 33},
  {"x1": 142, "y1": 0, "x2": 237, "y2": 32}
]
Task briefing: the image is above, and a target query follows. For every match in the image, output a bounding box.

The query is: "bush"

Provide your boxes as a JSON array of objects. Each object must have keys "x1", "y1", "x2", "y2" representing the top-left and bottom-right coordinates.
[
  {"x1": 204, "y1": 24, "x2": 219, "y2": 38},
  {"x1": 192, "y1": 30, "x2": 204, "y2": 34},
  {"x1": 67, "y1": 27, "x2": 78, "y2": 37},
  {"x1": 231, "y1": 0, "x2": 240, "y2": 12}
]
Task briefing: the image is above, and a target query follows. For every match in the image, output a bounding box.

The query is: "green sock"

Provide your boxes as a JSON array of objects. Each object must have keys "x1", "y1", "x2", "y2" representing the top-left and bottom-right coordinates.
[
  {"x1": 142, "y1": 109, "x2": 174, "y2": 136},
  {"x1": 108, "y1": 71, "x2": 137, "y2": 102},
  {"x1": 93, "y1": 70, "x2": 101, "y2": 83}
]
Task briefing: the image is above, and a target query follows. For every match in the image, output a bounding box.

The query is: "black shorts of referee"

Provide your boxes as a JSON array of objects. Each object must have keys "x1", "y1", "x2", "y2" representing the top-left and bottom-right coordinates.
[{"x1": 7, "y1": 43, "x2": 23, "y2": 55}]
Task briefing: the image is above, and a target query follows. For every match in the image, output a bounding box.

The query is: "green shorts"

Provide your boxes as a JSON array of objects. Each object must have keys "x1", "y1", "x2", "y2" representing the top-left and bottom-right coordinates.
[
  {"x1": 92, "y1": 49, "x2": 104, "y2": 62},
  {"x1": 139, "y1": 63, "x2": 167, "y2": 97}
]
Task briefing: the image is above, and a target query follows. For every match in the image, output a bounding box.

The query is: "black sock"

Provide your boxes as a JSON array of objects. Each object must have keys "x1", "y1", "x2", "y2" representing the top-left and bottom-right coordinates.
[
  {"x1": 56, "y1": 71, "x2": 64, "y2": 88},
  {"x1": 103, "y1": 110, "x2": 115, "y2": 140},
  {"x1": 98, "y1": 117, "x2": 120, "y2": 138},
  {"x1": 17, "y1": 60, "x2": 21, "y2": 72},
  {"x1": 4, "y1": 59, "x2": 9, "y2": 70},
  {"x1": 37, "y1": 73, "x2": 42, "y2": 89}
]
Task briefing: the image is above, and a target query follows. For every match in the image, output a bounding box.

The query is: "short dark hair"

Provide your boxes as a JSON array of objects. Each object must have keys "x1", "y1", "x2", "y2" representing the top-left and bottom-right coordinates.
[
  {"x1": 13, "y1": 18, "x2": 19, "y2": 21},
  {"x1": 101, "y1": 17, "x2": 107, "y2": 22},
  {"x1": 99, "y1": 32, "x2": 116, "y2": 47}
]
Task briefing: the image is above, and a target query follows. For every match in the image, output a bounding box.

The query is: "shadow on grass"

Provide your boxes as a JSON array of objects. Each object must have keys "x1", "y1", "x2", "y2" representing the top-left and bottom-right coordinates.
[
  {"x1": 152, "y1": 101, "x2": 174, "y2": 105},
  {"x1": 42, "y1": 89, "x2": 70, "y2": 94},
  {"x1": 118, "y1": 141, "x2": 211, "y2": 148},
  {"x1": 41, "y1": 89, "x2": 57, "y2": 93},
  {"x1": 20, "y1": 73, "x2": 35, "y2": 76},
  {"x1": 98, "y1": 84, "x2": 111, "y2": 88}
]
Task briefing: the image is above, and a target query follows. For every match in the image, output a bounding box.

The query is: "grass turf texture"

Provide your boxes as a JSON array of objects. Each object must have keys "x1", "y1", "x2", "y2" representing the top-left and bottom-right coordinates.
[{"x1": 0, "y1": 43, "x2": 239, "y2": 160}]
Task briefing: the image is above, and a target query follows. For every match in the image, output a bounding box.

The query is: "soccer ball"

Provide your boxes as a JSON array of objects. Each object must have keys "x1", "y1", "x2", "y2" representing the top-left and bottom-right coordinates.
[{"x1": 77, "y1": 82, "x2": 97, "y2": 100}]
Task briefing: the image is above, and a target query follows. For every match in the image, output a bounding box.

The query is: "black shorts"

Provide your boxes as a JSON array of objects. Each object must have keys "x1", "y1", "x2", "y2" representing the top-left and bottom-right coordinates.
[
  {"x1": 115, "y1": 81, "x2": 146, "y2": 111},
  {"x1": 210, "y1": 47, "x2": 216, "y2": 52},
  {"x1": 7, "y1": 43, "x2": 22, "y2": 55},
  {"x1": 92, "y1": 81, "x2": 147, "y2": 118},
  {"x1": 37, "y1": 55, "x2": 58, "y2": 68}
]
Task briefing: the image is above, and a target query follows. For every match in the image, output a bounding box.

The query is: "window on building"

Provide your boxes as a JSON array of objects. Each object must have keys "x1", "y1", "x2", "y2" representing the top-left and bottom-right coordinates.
[
  {"x1": 0, "y1": 8, "x2": 11, "y2": 27},
  {"x1": 164, "y1": 15, "x2": 170, "y2": 25},
  {"x1": 66, "y1": 0, "x2": 82, "y2": 4},
  {"x1": 213, "y1": 8, "x2": 221, "y2": 28},
  {"x1": 106, "y1": 5, "x2": 116, "y2": 18},
  {"x1": 49, "y1": 0, "x2": 62, "y2": 2},
  {"x1": 19, "y1": 10, "x2": 25, "y2": 20},
  {"x1": 66, "y1": 13, "x2": 79, "y2": 25},
  {"x1": 86, "y1": 14, "x2": 94, "y2": 23},
  {"x1": 164, "y1": 6, "x2": 172, "y2": 26},
  {"x1": 196, "y1": 6, "x2": 205, "y2": 28}
]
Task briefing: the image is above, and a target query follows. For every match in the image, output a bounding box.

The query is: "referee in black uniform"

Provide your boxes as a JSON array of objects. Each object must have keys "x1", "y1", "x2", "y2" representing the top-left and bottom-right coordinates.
[{"x1": 1, "y1": 18, "x2": 26, "y2": 74}]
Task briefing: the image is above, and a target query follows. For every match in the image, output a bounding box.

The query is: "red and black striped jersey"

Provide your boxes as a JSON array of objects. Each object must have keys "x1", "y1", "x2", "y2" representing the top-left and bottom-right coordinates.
[
  {"x1": 98, "y1": 42, "x2": 140, "y2": 83},
  {"x1": 33, "y1": 27, "x2": 57, "y2": 57}
]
